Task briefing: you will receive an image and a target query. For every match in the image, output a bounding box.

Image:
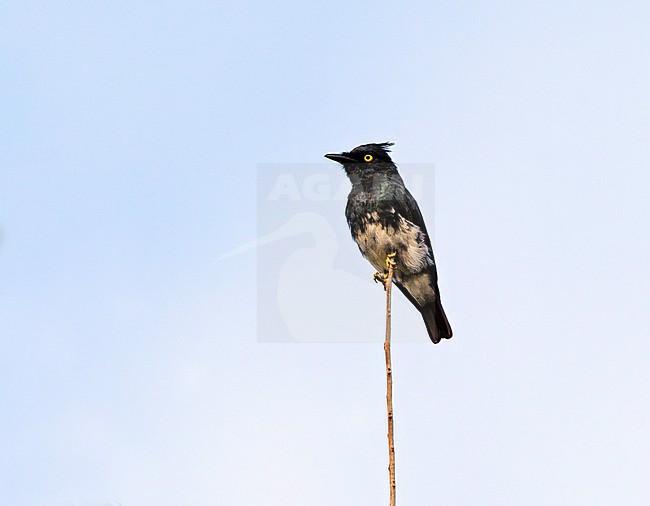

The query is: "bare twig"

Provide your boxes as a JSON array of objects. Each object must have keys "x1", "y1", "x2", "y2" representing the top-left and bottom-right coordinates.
[{"x1": 384, "y1": 256, "x2": 396, "y2": 506}]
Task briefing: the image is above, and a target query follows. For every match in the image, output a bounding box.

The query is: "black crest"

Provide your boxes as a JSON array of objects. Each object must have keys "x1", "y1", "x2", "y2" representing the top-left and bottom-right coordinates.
[{"x1": 350, "y1": 142, "x2": 395, "y2": 162}]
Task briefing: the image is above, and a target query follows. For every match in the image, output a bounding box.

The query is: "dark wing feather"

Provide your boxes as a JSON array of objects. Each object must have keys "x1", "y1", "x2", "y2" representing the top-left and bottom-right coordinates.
[
  {"x1": 386, "y1": 181, "x2": 439, "y2": 291},
  {"x1": 390, "y1": 184, "x2": 434, "y2": 253}
]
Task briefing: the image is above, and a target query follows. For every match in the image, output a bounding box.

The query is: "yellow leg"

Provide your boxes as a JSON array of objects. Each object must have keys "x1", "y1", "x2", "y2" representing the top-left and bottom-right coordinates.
[
  {"x1": 374, "y1": 252, "x2": 397, "y2": 289},
  {"x1": 385, "y1": 252, "x2": 397, "y2": 270}
]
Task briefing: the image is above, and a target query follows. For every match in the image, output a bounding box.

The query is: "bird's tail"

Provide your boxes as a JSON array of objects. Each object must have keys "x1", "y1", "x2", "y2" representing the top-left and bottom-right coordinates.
[{"x1": 421, "y1": 300, "x2": 453, "y2": 344}]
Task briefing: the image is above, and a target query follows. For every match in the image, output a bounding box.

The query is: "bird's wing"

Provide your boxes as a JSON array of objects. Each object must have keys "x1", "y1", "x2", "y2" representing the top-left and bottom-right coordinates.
[
  {"x1": 389, "y1": 185, "x2": 435, "y2": 255},
  {"x1": 382, "y1": 185, "x2": 441, "y2": 294}
]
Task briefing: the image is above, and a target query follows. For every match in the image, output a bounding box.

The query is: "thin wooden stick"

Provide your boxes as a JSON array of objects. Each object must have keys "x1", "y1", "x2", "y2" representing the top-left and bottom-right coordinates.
[{"x1": 384, "y1": 257, "x2": 396, "y2": 506}]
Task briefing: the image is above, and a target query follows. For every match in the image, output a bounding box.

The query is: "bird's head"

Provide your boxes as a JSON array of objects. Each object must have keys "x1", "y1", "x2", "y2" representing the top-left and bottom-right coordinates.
[{"x1": 324, "y1": 142, "x2": 396, "y2": 178}]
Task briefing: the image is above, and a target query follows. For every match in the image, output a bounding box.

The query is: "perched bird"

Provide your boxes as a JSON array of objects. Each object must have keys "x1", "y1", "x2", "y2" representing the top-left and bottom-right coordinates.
[{"x1": 325, "y1": 142, "x2": 452, "y2": 343}]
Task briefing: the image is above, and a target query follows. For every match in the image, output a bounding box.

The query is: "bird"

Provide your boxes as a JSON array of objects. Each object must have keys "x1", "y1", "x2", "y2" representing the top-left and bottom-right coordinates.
[{"x1": 325, "y1": 142, "x2": 452, "y2": 344}]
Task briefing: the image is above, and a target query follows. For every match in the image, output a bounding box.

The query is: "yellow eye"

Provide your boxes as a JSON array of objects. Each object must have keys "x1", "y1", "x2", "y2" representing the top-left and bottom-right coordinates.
[{"x1": 364, "y1": 154, "x2": 373, "y2": 162}]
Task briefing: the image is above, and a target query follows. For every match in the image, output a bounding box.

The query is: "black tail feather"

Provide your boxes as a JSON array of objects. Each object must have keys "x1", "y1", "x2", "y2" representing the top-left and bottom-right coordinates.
[{"x1": 421, "y1": 300, "x2": 453, "y2": 344}]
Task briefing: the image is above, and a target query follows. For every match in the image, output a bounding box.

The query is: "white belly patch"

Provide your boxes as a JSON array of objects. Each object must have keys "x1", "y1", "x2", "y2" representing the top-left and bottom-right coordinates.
[{"x1": 354, "y1": 214, "x2": 433, "y2": 275}]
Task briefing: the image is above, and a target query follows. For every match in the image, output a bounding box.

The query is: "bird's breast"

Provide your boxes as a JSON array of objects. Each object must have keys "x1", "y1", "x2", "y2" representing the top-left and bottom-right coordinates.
[{"x1": 353, "y1": 212, "x2": 433, "y2": 275}]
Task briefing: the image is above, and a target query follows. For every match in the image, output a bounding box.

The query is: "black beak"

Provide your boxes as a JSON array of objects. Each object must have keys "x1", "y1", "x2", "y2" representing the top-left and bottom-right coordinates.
[{"x1": 324, "y1": 152, "x2": 356, "y2": 164}]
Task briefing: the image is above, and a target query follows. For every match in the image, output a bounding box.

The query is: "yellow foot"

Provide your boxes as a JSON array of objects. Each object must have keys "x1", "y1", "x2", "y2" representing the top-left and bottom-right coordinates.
[
  {"x1": 373, "y1": 271, "x2": 389, "y2": 285},
  {"x1": 373, "y1": 271, "x2": 389, "y2": 290}
]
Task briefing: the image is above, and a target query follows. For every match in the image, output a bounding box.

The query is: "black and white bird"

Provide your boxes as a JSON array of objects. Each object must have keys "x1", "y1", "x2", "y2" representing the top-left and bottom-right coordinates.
[{"x1": 325, "y1": 142, "x2": 452, "y2": 344}]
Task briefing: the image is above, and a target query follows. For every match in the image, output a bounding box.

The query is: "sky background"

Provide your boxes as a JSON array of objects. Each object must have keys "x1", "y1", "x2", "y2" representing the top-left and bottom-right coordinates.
[{"x1": 2, "y1": 1, "x2": 650, "y2": 505}]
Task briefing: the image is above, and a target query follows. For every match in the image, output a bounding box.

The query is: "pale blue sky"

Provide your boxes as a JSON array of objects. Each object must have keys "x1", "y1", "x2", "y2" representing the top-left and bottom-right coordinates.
[{"x1": 2, "y1": 1, "x2": 650, "y2": 505}]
